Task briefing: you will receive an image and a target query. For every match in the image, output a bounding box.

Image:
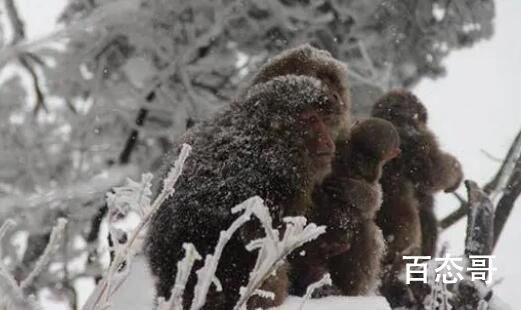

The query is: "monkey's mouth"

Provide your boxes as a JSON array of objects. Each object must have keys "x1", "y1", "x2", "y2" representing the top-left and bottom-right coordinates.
[{"x1": 314, "y1": 151, "x2": 334, "y2": 164}]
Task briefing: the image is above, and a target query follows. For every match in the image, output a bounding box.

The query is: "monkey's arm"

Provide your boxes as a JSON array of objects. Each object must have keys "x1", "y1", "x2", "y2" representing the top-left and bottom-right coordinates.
[{"x1": 404, "y1": 130, "x2": 463, "y2": 193}]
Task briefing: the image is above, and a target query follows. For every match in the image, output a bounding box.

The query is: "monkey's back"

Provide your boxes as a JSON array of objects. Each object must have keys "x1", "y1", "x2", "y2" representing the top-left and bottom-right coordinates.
[{"x1": 145, "y1": 75, "x2": 331, "y2": 308}]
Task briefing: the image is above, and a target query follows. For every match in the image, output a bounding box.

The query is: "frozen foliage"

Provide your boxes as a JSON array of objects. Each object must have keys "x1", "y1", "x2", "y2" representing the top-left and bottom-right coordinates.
[
  {"x1": 82, "y1": 144, "x2": 191, "y2": 310},
  {"x1": 152, "y1": 195, "x2": 325, "y2": 310},
  {"x1": 234, "y1": 211, "x2": 326, "y2": 309},
  {"x1": 156, "y1": 244, "x2": 201, "y2": 310},
  {"x1": 297, "y1": 273, "x2": 332, "y2": 310},
  {"x1": 0, "y1": 218, "x2": 67, "y2": 310}
]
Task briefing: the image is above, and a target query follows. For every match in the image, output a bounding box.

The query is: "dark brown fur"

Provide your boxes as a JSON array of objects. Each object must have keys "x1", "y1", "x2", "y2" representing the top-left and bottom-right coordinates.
[
  {"x1": 249, "y1": 44, "x2": 352, "y2": 142},
  {"x1": 290, "y1": 118, "x2": 400, "y2": 296},
  {"x1": 146, "y1": 45, "x2": 351, "y2": 310},
  {"x1": 372, "y1": 90, "x2": 463, "y2": 307}
]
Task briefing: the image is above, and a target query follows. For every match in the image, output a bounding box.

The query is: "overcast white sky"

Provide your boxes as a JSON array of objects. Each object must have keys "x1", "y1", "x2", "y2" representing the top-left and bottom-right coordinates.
[{"x1": 9, "y1": 0, "x2": 521, "y2": 308}]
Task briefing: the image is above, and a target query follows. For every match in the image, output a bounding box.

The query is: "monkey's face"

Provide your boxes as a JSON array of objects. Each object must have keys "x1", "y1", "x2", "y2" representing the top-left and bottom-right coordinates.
[
  {"x1": 298, "y1": 104, "x2": 348, "y2": 183},
  {"x1": 348, "y1": 118, "x2": 401, "y2": 183}
]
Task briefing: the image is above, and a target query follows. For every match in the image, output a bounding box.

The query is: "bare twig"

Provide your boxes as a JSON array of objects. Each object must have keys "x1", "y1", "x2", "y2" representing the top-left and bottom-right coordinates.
[
  {"x1": 0, "y1": 219, "x2": 66, "y2": 310},
  {"x1": 484, "y1": 128, "x2": 521, "y2": 198},
  {"x1": 298, "y1": 273, "x2": 332, "y2": 310},
  {"x1": 82, "y1": 144, "x2": 191, "y2": 310},
  {"x1": 439, "y1": 201, "x2": 468, "y2": 230},
  {"x1": 4, "y1": 0, "x2": 25, "y2": 44},
  {"x1": 20, "y1": 218, "x2": 68, "y2": 290},
  {"x1": 441, "y1": 128, "x2": 521, "y2": 231},
  {"x1": 0, "y1": 165, "x2": 138, "y2": 216},
  {"x1": 18, "y1": 54, "x2": 47, "y2": 115}
]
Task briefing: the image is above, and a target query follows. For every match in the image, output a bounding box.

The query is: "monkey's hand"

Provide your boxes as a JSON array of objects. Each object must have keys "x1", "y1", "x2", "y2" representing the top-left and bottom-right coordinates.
[
  {"x1": 294, "y1": 230, "x2": 351, "y2": 266},
  {"x1": 441, "y1": 153, "x2": 463, "y2": 192},
  {"x1": 404, "y1": 131, "x2": 463, "y2": 193},
  {"x1": 317, "y1": 175, "x2": 380, "y2": 218},
  {"x1": 317, "y1": 230, "x2": 352, "y2": 258}
]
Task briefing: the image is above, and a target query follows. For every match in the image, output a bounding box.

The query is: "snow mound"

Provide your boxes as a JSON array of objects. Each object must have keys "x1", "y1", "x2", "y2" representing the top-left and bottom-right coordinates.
[{"x1": 276, "y1": 295, "x2": 391, "y2": 310}]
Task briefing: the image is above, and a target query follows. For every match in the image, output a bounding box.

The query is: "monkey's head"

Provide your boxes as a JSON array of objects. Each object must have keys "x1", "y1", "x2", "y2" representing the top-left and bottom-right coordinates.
[
  {"x1": 251, "y1": 44, "x2": 351, "y2": 140},
  {"x1": 371, "y1": 90, "x2": 428, "y2": 129},
  {"x1": 241, "y1": 75, "x2": 348, "y2": 186},
  {"x1": 343, "y1": 118, "x2": 401, "y2": 183}
]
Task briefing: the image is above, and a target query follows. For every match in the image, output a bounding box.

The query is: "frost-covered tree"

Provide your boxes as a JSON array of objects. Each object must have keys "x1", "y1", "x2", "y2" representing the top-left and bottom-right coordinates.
[{"x1": 1, "y1": 0, "x2": 514, "y2": 309}]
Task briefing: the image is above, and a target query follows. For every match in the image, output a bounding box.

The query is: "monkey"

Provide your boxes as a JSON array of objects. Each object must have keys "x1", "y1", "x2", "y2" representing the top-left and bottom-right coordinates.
[
  {"x1": 145, "y1": 75, "x2": 350, "y2": 310},
  {"x1": 371, "y1": 90, "x2": 463, "y2": 307},
  {"x1": 248, "y1": 43, "x2": 352, "y2": 141},
  {"x1": 289, "y1": 117, "x2": 401, "y2": 297}
]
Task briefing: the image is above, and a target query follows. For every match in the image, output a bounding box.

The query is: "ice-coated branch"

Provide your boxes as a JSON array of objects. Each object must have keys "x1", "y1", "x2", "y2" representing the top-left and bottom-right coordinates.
[
  {"x1": 0, "y1": 219, "x2": 16, "y2": 244},
  {"x1": 20, "y1": 218, "x2": 68, "y2": 290},
  {"x1": 189, "y1": 196, "x2": 265, "y2": 310},
  {"x1": 298, "y1": 273, "x2": 332, "y2": 310},
  {"x1": 4, "y1": 0, "x2": 25, "y2": 44},
  {"x1": 157, "y1": 244, "x2": 202, "y2": 310},
  {"x1": 233, "y1": 214, "x2": 326, "y2": 310},
  {"x1": 0, "y1": 165, "x2": 139, "y2": 217},
  {"x1": 82, "y1": 144, "x2": 191, "y2": 310},
  {"x1": 0, "y1": 219, "x2": 65, "y2": 310},
  {"x1": 441, "y1": 127, "x2": 521, "y2": 231}
]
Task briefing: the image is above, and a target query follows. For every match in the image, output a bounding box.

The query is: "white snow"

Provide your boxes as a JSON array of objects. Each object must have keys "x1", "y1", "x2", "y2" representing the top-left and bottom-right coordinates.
[
  {"x1": 277, "y1": 296, "x2": 390, "y2": 310},
  {"x1": 111, "y1": 257, "x2": 391, "y2": 310}
]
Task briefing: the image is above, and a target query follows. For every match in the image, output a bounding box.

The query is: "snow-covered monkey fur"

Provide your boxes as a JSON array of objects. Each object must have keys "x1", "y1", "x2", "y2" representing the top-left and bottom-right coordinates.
[
  {"x1": 290, "y1": 118, "x2": 401, "y2": 296},
  {"x1": 145, "y1": 45, "x2": 351, "y2": 309},
  {"x1": 373, "y1": 90, "x2": 463, "y2": 307}
]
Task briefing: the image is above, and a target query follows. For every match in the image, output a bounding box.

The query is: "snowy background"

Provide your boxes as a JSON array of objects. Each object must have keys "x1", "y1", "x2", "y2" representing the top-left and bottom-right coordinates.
[{"x1": 0, "y1": 0, "x2": 519, "y2": 309}]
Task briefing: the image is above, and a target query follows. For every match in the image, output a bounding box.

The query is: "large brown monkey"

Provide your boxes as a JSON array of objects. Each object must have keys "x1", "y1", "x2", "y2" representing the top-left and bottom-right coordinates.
[
  {"x1": 249, "y1": 44, "x2": 352, "y2": 140},
  {"x1": 372, "y1": 90, "x2": 463, "y2": 306},
  {"x1": 290, "y1": 118, "x2": 401, "y2": 296},
  {"x1": 145, "y1": 75, "x2": 349, "y2": 309}
]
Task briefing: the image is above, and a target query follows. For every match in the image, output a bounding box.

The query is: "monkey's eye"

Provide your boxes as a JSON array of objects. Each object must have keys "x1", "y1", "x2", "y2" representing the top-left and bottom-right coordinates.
[
  {"x1": 306, "y1": 115, "x2": 320, "y2": 124},
  {"x1": 333, "y1": 93, "x2": 342, "y2": 105}
]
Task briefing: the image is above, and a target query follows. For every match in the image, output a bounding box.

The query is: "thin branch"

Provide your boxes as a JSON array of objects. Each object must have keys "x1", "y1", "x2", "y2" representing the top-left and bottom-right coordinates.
[
  {"x1": 439, "y1": 200, "x2": 468, "y2": 230},
  {"x1": 20, "y1": 218, "x2": 68, "y2": 290},
  {"x1": 18, "y1": 54, "x2": 47, "y2": 115},
  {"x1": 4, "y1": 0, "x2": 25, "y2": 44},
  {"x1": 441, "y1": 128, "x2": 521, "y2": 230},
  {"x1": 82, "y1": 144, "x2": 191, "y2": 310},
  {"x1": 0, "y1": 165, "x2": 138, "y2": 217},
  {"x1": 480, "y1": 149, "x2": 503, "y2": 163},
  {"x1": 493, "y1": 152, "x2": 521, "y2": 248},
  {"x1": 484, "y1": 128, "x2": 521, "y2": 197},
  {"x1": 298, "y1": 273, "x2": 332, "y2": 310},
  {"x1": 0, "y1": 219, "x2": 16, "y2": 242}
]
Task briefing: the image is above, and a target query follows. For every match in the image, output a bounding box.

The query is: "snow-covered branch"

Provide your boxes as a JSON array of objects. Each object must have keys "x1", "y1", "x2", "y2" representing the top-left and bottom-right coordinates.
[
  {"x1": 82, "y1": 144, "x2": 191, "y2": 310},
  {"x1": 0, "y1": 218, "x2": 67, "y2": 310}
]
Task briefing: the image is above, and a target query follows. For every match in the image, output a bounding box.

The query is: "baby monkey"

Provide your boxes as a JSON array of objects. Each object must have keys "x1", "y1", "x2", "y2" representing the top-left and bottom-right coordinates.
[{"x1": 290, "y1": 117, "x2": 400, "y2": 296}]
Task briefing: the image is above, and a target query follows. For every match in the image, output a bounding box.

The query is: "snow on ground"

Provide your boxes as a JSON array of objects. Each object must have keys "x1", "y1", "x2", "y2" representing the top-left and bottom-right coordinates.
[
  {"x1": 111, "y1": 256, "x2": 391, "y2": 310},
  {"x1": 278, "y1": 296, "x2": 390, "y2": 310}
]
